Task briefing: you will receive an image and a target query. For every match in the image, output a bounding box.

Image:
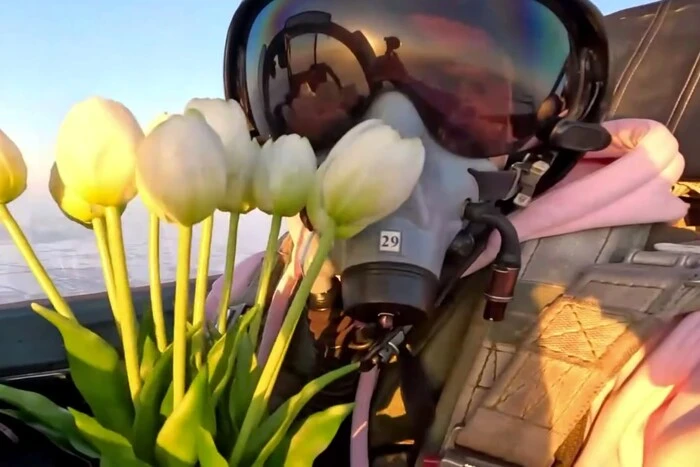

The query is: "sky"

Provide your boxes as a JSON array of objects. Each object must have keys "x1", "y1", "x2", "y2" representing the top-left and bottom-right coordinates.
[{"x1": 0, "y1": 0, "x2": 650, "y2": 191}]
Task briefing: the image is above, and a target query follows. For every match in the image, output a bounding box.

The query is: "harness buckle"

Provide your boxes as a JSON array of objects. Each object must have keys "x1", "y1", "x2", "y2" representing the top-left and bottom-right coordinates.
[
  {"x1": 225, "y1": 303, "x2": 249, "y2": 328},
  {"x1": 509, "y1": 151, "x2": 557, "y2": 207},
  {"x1": 513, "y1": 159, "x2": 551, "y2": 207}
]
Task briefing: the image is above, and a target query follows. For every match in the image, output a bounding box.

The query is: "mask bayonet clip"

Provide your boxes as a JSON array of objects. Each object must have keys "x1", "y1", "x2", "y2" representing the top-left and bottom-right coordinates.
[
  {"x1": 356, "y1": 325, "x2": 411, "y2": 372},
  {"x1": 511, "y1": 152, "x2": 554, "y2": 208}
]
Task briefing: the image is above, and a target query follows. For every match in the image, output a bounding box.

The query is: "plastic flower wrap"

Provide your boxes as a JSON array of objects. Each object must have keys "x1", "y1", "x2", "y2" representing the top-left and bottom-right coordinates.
[{"x1": 0, "y1": 100, "x2": 425, "y2": 466}]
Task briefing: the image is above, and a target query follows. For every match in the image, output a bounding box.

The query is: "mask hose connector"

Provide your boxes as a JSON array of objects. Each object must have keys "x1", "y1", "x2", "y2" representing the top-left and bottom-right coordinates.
[{"x1": 462, "y1": 201, "x2": 521, "y2": 321}]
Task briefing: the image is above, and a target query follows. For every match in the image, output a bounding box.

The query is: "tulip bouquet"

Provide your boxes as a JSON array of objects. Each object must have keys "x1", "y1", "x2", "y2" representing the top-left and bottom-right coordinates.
[{"x1": 0, "y1": 96, "x2": 425, "y2": 466}]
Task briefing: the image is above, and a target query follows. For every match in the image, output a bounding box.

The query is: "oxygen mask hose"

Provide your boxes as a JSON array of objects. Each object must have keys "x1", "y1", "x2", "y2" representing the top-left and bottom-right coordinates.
[{"x1": 462, "y1": 201, "x2": 521, "y2": 321}]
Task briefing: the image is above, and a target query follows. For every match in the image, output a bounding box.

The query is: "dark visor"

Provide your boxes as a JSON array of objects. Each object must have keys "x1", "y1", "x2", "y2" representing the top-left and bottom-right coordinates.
[{"x1": 236, "y1": 0, "x2": 574, "y2": 158}]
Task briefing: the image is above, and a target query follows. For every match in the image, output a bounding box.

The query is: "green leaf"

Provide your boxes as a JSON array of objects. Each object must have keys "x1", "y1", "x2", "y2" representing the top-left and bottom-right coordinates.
[
  {"x1": 69, "y1": 409, "x2": 147, "y2": 466},
  {"x1": 160, "y1": 382, "x2": 174, "y2": 418},
  {"x1": 264, "y1": 432, "x2": 291, "y2": 467},
  {"x1": 31, "y1": 303, "x2": 134, "y2": 436},
  {"x1": 159, "y1": 326, "x2": 200, "y2": 419},
  {"x1": 138, "y1": 308, "x2": 161, "y2": 381},
  {"x1": 132, "y1": 344, "x2": 174, "y2": 463},
  {"x1": 141, "y1": 340, "x2": 160, "y2": 382},
  {"x1": 208, "y1": 323, "x2": 240, "y2": 404},
  {"x1": 99, "y1": 454, "x2": 151, "y2": 467},
  {"x1": 159, "y1": 367, "x2": 199, "y2": 420},
  {"x1": 242, "y1": 362, "x2": 359, "y2": 464},
  {"x1": 206, "y1": 333, "x2": 226, "y2": 385},
  {"x1": 263, "y1": 403, "x2": 354, "y2": 467},
  {"x1": 214, "y1": 390, "x2": 236, "y2": 458},
  {"x1": 155, "y1": 364, "x2": 214, "y2": 467},
  {"x1": 228, "y1": 332, "x2": 261, "y2": 430},
  {"x1": 197, "y1": 427, "x2": 227, "y2": 467},
  {"x1": 0, "y1": 408, "x2": 98, "y2": 460},
  {"x1": 0, "y1": 383, "x2": 96, "y2": 457},
  {"x1": 189, "y1": 326, "x2": 209, "y2": 370},
  {"x1": 209, "y1": 308, "x2": 262, "y2": 406}
]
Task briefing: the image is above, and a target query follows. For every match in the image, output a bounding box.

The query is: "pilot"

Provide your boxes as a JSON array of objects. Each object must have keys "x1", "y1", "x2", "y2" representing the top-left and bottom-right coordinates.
[{"x1": 208, "y1": 0, "x2": 697, "y2": 465}]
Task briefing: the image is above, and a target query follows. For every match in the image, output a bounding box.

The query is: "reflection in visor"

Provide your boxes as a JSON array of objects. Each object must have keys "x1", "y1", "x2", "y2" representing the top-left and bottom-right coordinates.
[{"x1": 245, "y1": 0, "x2": 571, "y2": 158}]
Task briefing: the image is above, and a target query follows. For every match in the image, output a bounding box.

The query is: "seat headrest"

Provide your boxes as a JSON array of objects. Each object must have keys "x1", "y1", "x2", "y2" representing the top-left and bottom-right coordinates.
[{"x1": 605, "y1": 0, "x2": 700, "y2": 181}]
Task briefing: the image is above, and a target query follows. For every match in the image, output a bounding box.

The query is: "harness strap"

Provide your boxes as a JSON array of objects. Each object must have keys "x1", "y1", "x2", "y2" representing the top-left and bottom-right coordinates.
[
  {"x1": 447, "y1": 249, "x2": 700, "y2": 466},
  {"x1": 227, "y1": 233, "x2": 294, "y2": 325}
]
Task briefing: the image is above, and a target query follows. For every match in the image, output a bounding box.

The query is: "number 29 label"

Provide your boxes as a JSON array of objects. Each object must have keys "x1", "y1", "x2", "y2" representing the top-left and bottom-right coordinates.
[{"x1": 379, "y1": 230, "x2": 401, "y2": 253}]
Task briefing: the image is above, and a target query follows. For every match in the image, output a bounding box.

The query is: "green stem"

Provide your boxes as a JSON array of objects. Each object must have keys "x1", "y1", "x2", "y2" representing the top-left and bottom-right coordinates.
[
  {"x1": 0, "y1": 204, "x2": 76, "y2": 320},
  {"x1": 104, "y1": 206, "x2": 141, "y2": 400},
  {"x1": 216, "y1": 212, "x2": 240, "y2": 334},
  {"x1": 193, "y1": 215, "x2": 214, "y2": 367},
  {"x1": 93, "y1": 217, "x2": 119, "y2": 332},
  {"x1": 229, "y1": 224, "x2": 336, "y2": 467},
  {"x1": 149, "y1": 214, "x2": 167, "y2": 352},
  {"x1": 248, "y1": 214, "x2": 282, "y2": 345},
  {"x1": 193, "y1": 215, "x2": 214, "y2": 327},
  {"x1": 173, "y1": 225, "x2": 193, "y2": 406}
]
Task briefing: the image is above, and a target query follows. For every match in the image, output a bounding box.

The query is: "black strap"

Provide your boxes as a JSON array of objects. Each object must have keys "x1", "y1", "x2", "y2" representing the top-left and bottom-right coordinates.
[{"x1": 398, "y1": 347, "x2": 437, "y2": 467}]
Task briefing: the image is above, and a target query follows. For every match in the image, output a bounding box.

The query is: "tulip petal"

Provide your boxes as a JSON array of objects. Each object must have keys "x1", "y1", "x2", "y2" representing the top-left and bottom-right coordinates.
[
  {"x1": 144, "y1": 112, "x2": 172, "y2": 136},
  {"x1": 55, "y1": 97, "x2": 143, "y2": 207},
  {"x1": 314, "y1": 119, "x2": 425, "y2": 239},
  {"x1": 253, "y1": 134, "x2": 316, "y2": 217},
  {"x1": 136, "y1": 115, "x2": 227, "y2": 226},
  {"x1": 185, "y1": 98, "x2": 250, "y2": 153},
  {"x1": 306, "y1": 175, "x2": 333, "y2": 234},
  {"x1": 336, "y1": 138, "x2": 425, "y2": 226},
  {"x1": 322, "y1": 126, "x2": 403, "y2": 221},
  {"x1": 185, "y1": 98, "x2": 260, "y2": 213},
  {"x1": 220, "y1": 137, "x2": 259, "y2": 213},
  {"x1": 49, "y1": 163, "x2": 92, "y2": 226},
  {"x1": 322, "y1": 119, "x2": 385, "y2": 170},
  {"x1": 0, "y1": 128, "x2": 27, "y2": 204},
  {"x1": 253, "y1": 139, "x2": 276, "y2": 213}
]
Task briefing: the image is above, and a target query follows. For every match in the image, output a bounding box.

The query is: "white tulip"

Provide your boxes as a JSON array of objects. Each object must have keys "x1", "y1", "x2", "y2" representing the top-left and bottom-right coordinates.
[
  {"x1": 136, "y1": 113, "x2": 227, "y2": 227},
  {"x1": 55, "y1": 97, "x2": 144, "y2": 207},
  {"x1": 0, "y1": 128, "x2": 27, "y2": 204},
  {"x1": 185, "y1": 98, "x2": 260, "y2": 213},
  {"x1": 307, "y1": 119, "x2": 425, "y2": 239},
  {"x1": 253, "y1": 134, "x2": 316, "y2": 217}
]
